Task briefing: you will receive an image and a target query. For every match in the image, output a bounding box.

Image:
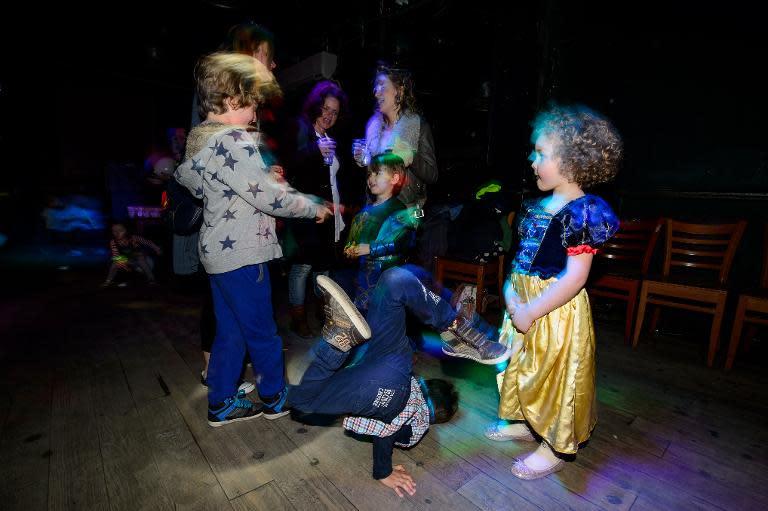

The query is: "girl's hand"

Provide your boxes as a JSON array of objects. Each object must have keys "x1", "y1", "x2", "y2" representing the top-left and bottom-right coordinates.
[
  {"x1": 380, "y1": 465, "x2": 416, "y2": 497},
  {"x1": 343, "y1": 243, "x2": 369, "y2": 257},
  {"x1": 511, "y1": 304, "x2": 535, "y2": 334},
  {"x1": 503, "y1": 281, "x2": 523, "y2": 315}
]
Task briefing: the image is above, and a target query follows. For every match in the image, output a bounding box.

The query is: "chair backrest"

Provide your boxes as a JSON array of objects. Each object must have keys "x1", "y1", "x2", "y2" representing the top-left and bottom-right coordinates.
[
  {"x1": 597, "y1": 218, "x2": 664, "y2": 275},
  {"x1": 761, "y1": 223, "x2": 768, "y2": 289},
  {"x1": 662, "y1": 219, "x2": 747, "y2": 285}
]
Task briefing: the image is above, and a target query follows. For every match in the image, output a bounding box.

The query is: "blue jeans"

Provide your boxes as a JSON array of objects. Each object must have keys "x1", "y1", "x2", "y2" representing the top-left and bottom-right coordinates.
[
  {"x1": 208, "y1": 264, "x2": 284, "y2": 405},
  {"x1": 288, "y1": 266, "x2": 457, "y2": 420},
  {"x1": 287, "y1": 263, "x2": 328, "y2": 306}
]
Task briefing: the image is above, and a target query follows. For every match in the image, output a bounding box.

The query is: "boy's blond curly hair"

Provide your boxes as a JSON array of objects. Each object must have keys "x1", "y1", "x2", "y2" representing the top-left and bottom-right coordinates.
[
  {"x1": 195, "y1": 52, "x2": 282, "y2": 119},
  {"x1": 532, "y1": 104, "x2": 623, "y2": 189}
]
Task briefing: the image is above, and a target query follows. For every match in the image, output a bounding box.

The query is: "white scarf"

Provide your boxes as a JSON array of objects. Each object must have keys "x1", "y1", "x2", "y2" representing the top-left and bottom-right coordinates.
[
  {"x1": 317, "y1": 131, "x2": 345, "y2": 241},
  {"x1": 329, "y1": 155, "x2": 344, "y2": 241}
]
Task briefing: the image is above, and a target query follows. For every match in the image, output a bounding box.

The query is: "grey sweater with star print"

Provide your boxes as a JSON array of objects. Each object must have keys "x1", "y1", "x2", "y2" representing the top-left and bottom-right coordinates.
[{"x1": 175, "y1": 121, "x2": 318, "y2": 274}]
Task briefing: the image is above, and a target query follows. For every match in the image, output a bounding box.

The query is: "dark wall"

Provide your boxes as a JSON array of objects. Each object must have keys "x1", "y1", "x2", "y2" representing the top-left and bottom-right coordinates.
[
  {"x1": 540, "y1": 2, "x2": 767, "y2": 193},
  {"x1": 3, "y1": 1, "x2": 765, "y2": 217}
]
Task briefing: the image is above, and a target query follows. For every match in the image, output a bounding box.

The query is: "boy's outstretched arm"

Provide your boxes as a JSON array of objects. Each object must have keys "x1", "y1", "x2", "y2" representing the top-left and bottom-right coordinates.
[
  {"x1": 219, "y1": 129, "x2": 323, "y2": 220},
  {"x1": 372, "y1": 427, "x2": 415, "y2": 497},
  {"x1": 176, "y1": 128, "x2": 329, "y2": 222}
]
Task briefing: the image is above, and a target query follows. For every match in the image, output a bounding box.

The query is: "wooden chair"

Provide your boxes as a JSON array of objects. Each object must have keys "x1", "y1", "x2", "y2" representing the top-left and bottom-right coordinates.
[
  {"x1": 433, "y1": 211, "x2": 515, "y2": 313},
  {"x1": 588, "y1": 218, "x2": 664, "y2": 343},
  {"x1": 632, "y1": 219, "x2": 747, "y2": 366},
  {"x1": 725, "y1": 223, "x2": 768, "y2": 370}
]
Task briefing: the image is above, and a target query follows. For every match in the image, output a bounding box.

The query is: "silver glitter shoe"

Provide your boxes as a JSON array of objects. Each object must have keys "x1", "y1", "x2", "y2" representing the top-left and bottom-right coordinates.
[
  {"x1": 484, "y1": 422, "x2": 536, "y2": 442},
  {"x1": 510, "y1": 457, "x2": 565, "y2": 480}
]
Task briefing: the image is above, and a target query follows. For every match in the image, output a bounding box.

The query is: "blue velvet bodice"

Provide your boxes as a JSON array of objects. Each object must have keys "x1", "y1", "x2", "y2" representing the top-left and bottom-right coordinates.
[{"x1": 512, "y1": 195, "x2": 619, "y2": 279}]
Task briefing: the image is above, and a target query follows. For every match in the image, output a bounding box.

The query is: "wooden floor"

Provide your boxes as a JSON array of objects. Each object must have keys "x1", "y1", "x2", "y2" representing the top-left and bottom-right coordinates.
[{"x1": 1, "y1": 267, "x2": 768, "y2": 511}]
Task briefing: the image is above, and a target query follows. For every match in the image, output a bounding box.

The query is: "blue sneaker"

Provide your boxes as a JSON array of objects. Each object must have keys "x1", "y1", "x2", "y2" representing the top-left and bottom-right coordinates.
[
  {"x1": 262, "y1": 386, "x2": 290, "y2": 420},
  {"x1": 207, "y1": 390, "x2": 263, "y2": 427}
]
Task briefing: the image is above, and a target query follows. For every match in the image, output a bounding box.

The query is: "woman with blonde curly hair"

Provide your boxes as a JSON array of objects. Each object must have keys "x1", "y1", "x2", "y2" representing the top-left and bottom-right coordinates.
[
  {"x1": 457, "y1": 104, "x2": 623, "y2": 480},
  {"x1": 353, "y1": 63, "x2": 438, "y2": 211}
]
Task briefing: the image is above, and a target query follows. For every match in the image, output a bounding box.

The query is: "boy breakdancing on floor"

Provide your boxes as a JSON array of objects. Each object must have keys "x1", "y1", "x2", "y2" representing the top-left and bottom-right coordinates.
[{"x1": 285, "y1": 266, "x2": 510, "y2": 496}]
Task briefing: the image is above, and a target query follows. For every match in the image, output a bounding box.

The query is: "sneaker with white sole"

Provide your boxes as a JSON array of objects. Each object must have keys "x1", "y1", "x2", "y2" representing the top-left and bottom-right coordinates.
[
  {"x1": 316, "y1": 275, "x2": 371, "y2": 352},
  {"x1": 441, "y1": 331, "x2": 483, "y2": 360},
  {"x1": 207, "y1": 390, "x2": 263, "y2": 427},
  {"x1": 442, "y1": 316, "x2": 511, "y2": 365},
  {"x1": 261, "y1": 386, "x2": 291, "y2": 420}
]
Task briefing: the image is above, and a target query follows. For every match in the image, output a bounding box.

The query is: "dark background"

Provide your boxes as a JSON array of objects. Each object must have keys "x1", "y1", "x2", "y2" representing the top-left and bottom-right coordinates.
[{"x1": 1, "y1": 0, "x2": 766, "y2": 238}]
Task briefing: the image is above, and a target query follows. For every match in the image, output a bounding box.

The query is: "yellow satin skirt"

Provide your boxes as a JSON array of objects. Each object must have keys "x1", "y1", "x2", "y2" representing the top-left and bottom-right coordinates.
[{"x1": 497, "y1": 272, "x2": 597, "y2": 454}]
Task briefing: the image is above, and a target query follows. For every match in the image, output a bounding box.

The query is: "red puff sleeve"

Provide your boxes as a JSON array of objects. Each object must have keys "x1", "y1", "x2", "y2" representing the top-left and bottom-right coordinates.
[{"x1": 566, "y1": 244, "x2": 599, "y2": 256}]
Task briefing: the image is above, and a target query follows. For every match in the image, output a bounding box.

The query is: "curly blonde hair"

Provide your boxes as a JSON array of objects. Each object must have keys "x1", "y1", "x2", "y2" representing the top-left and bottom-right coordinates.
[
  {"x1": 374, "y1": 63, "x2": 420, "y2": 117},
  {"x1": 531, "y1": 104, "x2": 623, "y2": 189},
  {"x1": 195, "y1": 52, "x2": 282, "y2": 119}
]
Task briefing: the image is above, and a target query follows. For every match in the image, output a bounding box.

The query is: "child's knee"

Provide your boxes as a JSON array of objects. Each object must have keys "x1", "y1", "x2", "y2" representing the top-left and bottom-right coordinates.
[{"x1": 379, "y1": 266, "x2": 409, "y2": 289}]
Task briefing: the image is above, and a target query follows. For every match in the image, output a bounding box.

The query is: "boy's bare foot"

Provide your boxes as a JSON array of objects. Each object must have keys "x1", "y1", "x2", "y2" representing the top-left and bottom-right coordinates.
[{"x1": 380, "y1": 465, "x2": 416, "y2": 497}]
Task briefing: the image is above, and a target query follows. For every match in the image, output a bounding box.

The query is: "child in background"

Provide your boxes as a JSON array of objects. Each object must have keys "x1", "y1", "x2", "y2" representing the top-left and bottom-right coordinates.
[
  {"x1": 484, "y1": 104, "x2": 622, "y2": 479},
  {"x1": 345, "y1": 153, "x2": 511, "y2": 365},
  {"x1": 175, "y1": 52, "x2": 331, "y2": 426},
  {"x1": 343, "y1": 152, "x2": 416, "y2": 311},
  {"x1": 102, "y1": 221, "x2": 161, "y2": 286}
]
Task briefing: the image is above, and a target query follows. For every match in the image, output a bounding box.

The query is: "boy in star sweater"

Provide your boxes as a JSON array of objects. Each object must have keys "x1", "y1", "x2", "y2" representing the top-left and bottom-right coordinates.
[{"x1": 176, "y1": 52, "x2": 330, "y2": 426}]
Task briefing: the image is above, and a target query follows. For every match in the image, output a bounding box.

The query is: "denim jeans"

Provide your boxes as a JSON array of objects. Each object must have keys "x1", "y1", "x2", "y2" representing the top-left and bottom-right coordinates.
[
  {"x1": 287, "y1": 263, "x2": 328, "y2": 306},
  {"x1": 288, "y1": 266, "x2": 457, "y2": 420},
  {"x1": 208, "y1": 264, "x2": 284, "y2": 405}
]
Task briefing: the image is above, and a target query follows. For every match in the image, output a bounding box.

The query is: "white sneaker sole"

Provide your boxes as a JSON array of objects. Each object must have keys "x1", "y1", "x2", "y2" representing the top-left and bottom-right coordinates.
[
  {"x1": 316, "y1": 275, "x2": 371, "y2": 339},
  {"x1": 208, "y1": 412, "x2": 263, "y2": 427},
  {"x1": 238, "y1": 382, "x2": 255, "y2": 394},
  {"x1": 442, "y1": 346, "x2": 512, "y2": 365},
  {"x1": 263, "y1": 410, "x2": 291, "y2": 420}
]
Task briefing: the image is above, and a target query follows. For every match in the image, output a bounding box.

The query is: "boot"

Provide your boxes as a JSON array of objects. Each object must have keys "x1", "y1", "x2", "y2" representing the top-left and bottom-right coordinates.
[{"x1": 289, "y1": 305, "x2": 313, "y2": 338}]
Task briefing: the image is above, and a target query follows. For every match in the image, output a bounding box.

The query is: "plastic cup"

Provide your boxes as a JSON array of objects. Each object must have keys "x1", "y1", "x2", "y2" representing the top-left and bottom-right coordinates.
[{"x1": 352, "y1": 138, "x2": 370, "y2": 166}]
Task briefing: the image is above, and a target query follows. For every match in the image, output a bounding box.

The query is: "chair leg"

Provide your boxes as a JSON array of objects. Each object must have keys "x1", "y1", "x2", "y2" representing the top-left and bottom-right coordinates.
[
  {"x1": 649, "y1": 306, "x2": 662, "y2": 335},
  {"x1": 624, "y1": 287, "x2": 638, "y2": 345},
  {"x1": 707, "y1": 298, "x2": 727, "y2": 367},
  {"x1": 725, "y1": 297, "x2": 748, "y2": 371},
  {"x1": 497, "y1": 255, "x2": 505, "y2": 303},
  {"x1": 476, "y1": 267, "x2": 486, "y2": 313},
  {"x1": 434, "y1": 259, "x2": 445, "y2": 284},
  {"x1": 743, "y1": 326, "x2": 758, "y2": 353},
  {"x1": 632, "y1": 282, "x2": 649, "y2": 347}
]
